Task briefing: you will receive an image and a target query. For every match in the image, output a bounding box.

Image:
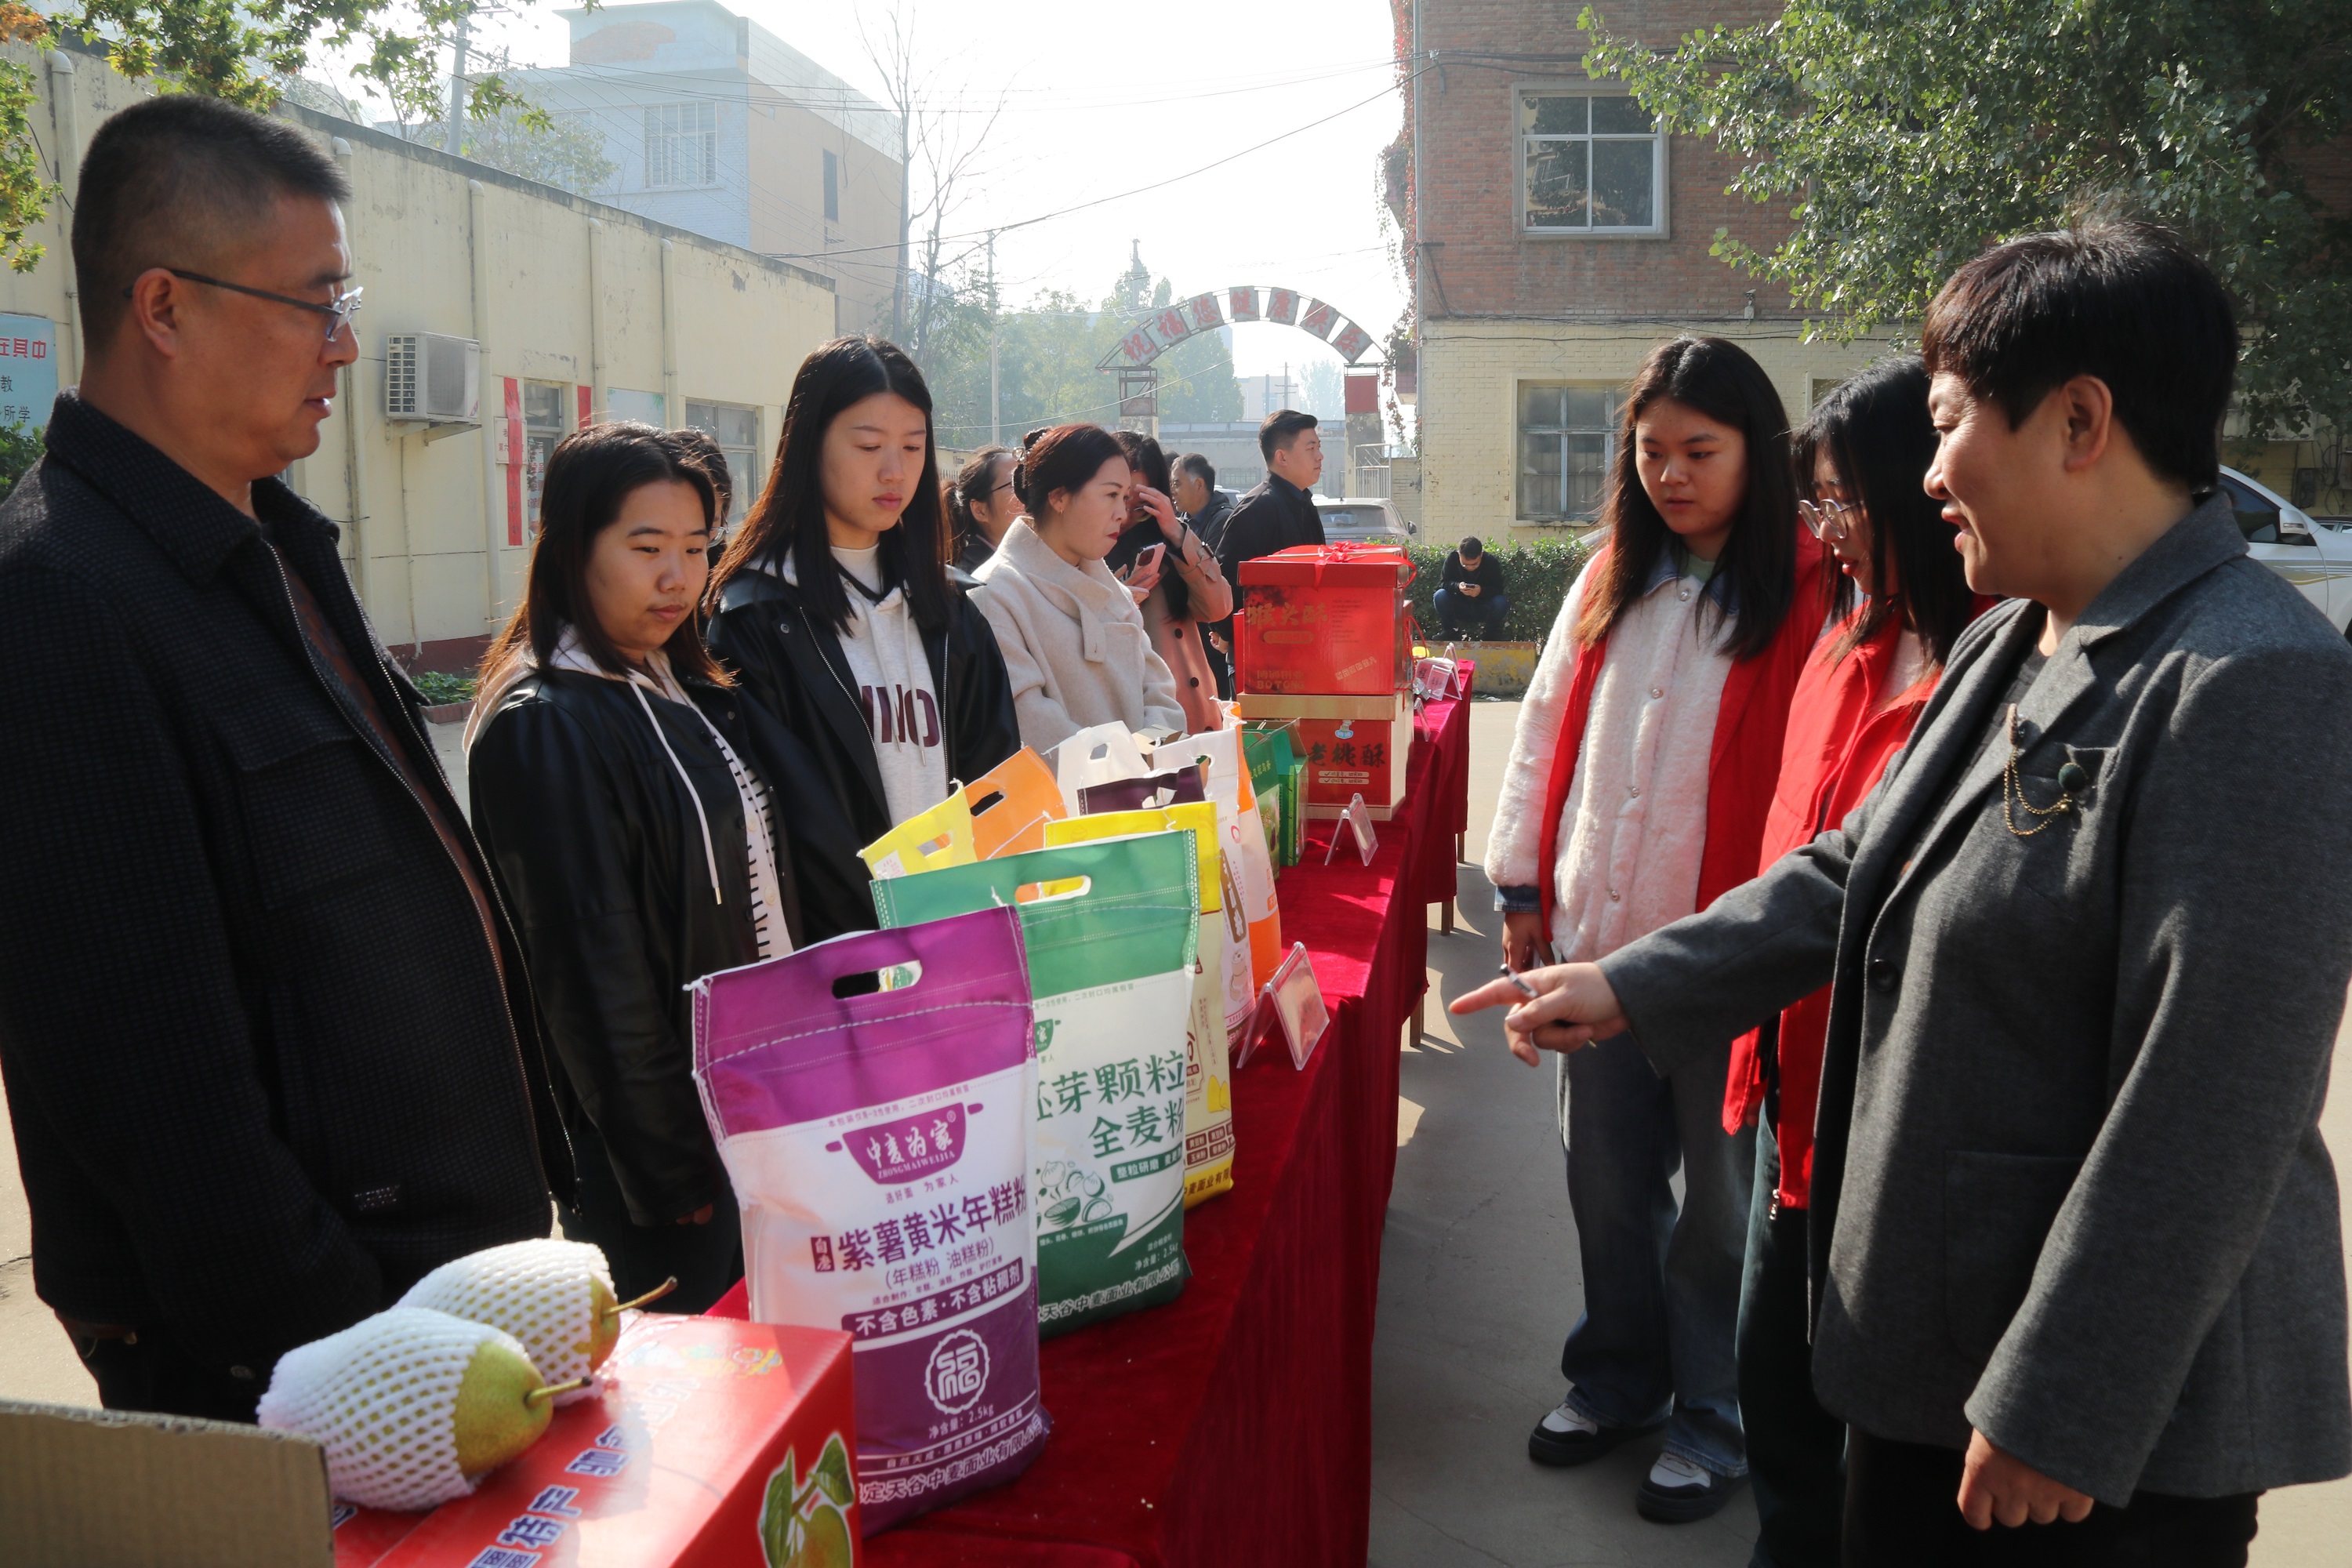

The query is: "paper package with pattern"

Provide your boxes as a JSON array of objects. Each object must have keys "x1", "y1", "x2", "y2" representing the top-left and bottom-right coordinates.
[
  {"x1": 691, "y1": 906, "x2": 1046, "y2": 1535},
  {"x1": 870, "y1": 834, "x2": 1200, "y2": 1335},
  {"x1": 1044, "y1": 807, "x2": 1236, "y2": 1208}
]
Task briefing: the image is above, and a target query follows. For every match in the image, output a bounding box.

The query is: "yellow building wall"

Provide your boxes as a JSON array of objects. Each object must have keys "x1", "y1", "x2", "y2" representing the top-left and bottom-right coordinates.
[
  {"x1": 0, "y1": 45, "x2": 837, "y2": 668},
  {"x1": 1416, "y1": 319, "x2": 1893, "y2": 546}
]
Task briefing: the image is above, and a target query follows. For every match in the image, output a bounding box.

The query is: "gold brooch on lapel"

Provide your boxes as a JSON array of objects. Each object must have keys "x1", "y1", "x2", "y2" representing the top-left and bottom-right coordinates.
[{"x1": 2001, "y1": 703, "x2": 2083, "y2": 838}]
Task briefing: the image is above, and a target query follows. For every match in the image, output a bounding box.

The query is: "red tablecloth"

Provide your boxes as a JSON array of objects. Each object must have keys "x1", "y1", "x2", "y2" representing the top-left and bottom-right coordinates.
[{"x1": 713, "y1": 699, "x2": 1473, "y2": 1568}]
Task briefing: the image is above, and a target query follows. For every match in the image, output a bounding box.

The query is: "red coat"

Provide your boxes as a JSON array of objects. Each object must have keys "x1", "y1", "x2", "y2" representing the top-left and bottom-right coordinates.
[
  {"x1": 1536, "y1": 532, "x2": 1828, "y2": 948},
  {"x1": 1722, "y1": 600, "x2": 1993, "y2": 1207}
]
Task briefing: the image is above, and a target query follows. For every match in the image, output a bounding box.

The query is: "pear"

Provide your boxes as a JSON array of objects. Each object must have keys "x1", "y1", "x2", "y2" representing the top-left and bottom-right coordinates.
[
  {"x1": 451, "y1": 1334, "x2": 570, "y2": 1477},
  {"x1": 259, "y1": 1306, "x2": 580, "y2": 1512},
  {"x1": 401, "y1": 1240, "x2": 672, "y2": 1405}
]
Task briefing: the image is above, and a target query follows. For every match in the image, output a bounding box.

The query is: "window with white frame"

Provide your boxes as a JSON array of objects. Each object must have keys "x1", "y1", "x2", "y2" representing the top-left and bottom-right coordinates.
[
  {"x1": 1520, "y1": 92, "x2": 1664, "y2": 234},
  {"x1": 644, "y1": 102, "x2": 717, "y2": 188},
  {"x1": 1519, "y1": 384, "x2": 1621, "y2": 522}
]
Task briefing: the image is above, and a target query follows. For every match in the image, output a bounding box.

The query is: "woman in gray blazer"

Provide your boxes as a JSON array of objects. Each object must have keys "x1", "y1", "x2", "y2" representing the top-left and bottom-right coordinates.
[{"x1": 1459, "y1": 222, "x2": 2352, "y2": 1566}]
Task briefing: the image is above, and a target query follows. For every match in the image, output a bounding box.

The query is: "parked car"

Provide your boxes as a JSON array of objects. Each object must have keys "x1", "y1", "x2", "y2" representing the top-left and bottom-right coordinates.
[
  {"x1": 2220, "y1": 466, "x2": 2352, "y2": 635},
  {"x1": 1315, "y1": 497, "x2": 1416, "y2": 544}
]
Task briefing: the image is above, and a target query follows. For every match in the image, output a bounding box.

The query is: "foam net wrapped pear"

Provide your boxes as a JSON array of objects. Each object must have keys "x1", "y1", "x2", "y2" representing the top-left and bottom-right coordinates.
[
  {"x1": 399, "y1": 1238, "x2": 617, "y2": 1406},
  {"x1": 257, "y1": 1306, "x2": 527, "y2": 1512}
]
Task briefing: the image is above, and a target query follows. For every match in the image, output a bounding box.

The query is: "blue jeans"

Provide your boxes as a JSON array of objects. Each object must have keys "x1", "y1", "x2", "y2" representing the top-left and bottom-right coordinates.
[
  {"x1": 1740, "y1": 1116, "x2": 1845, "y2": 1564},
  {"x1": 1556, "y1": 1032, "x2": 1754, "y2": 1478},
  {"x1": 1432, "y1": 586, "x2": 1508, "y2": 639}
]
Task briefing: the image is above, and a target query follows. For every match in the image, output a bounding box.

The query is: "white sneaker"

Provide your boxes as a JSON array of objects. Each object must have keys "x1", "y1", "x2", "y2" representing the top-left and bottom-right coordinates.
[
  {"x1": 1646, "y1": 1452, "x2": 1708, "y2": 1489},
  {"x1": 1528, "y1": 1392, "x2": 1631, "y2": 1466},
  {"x1": 1538, "y1": 1396, "x2": 1602, "y2": 1437}
]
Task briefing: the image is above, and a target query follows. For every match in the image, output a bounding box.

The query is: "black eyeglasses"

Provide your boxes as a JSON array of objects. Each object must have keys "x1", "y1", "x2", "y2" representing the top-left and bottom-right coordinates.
[{"x1": 126, "y1": 268, "x2": 363, "y2": 343}]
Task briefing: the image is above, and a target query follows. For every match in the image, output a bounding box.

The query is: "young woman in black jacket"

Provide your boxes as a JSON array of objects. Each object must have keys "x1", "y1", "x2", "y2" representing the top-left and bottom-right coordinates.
[
  {"x1": 706, "y1": 337, "x2": 1019, "y2": 856},
  {"x1": 465, "y1": 422, "x2": 863, "y2": 1312}
]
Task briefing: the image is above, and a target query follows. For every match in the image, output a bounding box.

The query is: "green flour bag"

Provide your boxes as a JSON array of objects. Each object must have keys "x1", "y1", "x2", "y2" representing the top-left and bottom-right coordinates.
[{"x1": 869, "y1": 834, "x2": 1200, "y2": 1336}]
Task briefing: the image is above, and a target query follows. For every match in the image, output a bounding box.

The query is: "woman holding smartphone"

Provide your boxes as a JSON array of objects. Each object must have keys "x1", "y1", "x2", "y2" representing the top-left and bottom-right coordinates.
[
  {"x1": 971, "y1": 423, "x2": 1186, "y2": 752},
  {"x1": 705, "y1": 337, "x2": 1018, "y2": 862},
  {"x1": 1107, "y1": 430, "x2": 1232, "y2": 735}
]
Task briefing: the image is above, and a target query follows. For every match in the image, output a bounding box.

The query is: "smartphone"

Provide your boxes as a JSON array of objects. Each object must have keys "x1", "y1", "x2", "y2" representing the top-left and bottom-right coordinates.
[{"x1": 1134, "y1": 543, "x2": 1167, "y2": 575}]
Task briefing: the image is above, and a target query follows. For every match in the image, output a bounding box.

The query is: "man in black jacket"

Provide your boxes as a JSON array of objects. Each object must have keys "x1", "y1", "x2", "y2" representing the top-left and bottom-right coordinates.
[
  {"x1": 0, "y1": 96, "x2": 567, "y2": 1421},
  {"x1": 1213, "y1": 410, "x2": 1327, "y2": 689},
  {"x1": 1434, "y1": 535, "x2": 1510, "y2": 640},
  {"x1": 1173, "y1": 452, "x2": 1237, "y2": 696}
]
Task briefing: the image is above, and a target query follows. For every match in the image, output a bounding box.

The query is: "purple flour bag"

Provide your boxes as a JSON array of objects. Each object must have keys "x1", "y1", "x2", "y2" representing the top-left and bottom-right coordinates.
[{"x1": 691, "y1": 907, "x2": 1047, "y2": 1534}]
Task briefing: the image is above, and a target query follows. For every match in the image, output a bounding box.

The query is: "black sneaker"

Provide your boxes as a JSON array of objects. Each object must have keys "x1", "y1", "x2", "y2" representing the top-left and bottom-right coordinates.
[
  {"x1": 1526, "y1": 1395, "x2": 1647, "y2": 1467},
  {"x1": 1635, "y1": 1451, "x2": 1744, "y2": 1523}
]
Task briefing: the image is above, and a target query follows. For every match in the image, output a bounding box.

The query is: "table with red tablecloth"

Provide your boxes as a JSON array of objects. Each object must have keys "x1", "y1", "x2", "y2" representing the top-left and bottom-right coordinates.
[{"x1": 712, "y1": 696, "x2": 1474, "y2": 1568}]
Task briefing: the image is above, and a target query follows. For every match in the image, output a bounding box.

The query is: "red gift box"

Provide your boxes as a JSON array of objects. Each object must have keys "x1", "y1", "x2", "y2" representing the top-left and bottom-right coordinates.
[
  {"x1": 333, "y1": 1315, "x2": 858, "y2": 1568},
  {"x1": 1236, "y1": 543, "x2": 1415, "y2": 696}
]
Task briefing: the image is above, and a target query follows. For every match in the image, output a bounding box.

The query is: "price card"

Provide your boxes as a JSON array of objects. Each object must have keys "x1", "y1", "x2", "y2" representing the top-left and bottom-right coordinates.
[
  {"x1": 1322, "y1": 792, "x2": 1379, "y2": 866},
  {"x1": 1263, "y1": 942, "x2": 1330, "y2": 1069}
]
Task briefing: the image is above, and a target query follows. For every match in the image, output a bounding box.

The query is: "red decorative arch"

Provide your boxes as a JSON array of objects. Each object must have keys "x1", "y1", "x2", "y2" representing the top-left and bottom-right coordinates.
[{"x1": 1095, "y1": 286, "x2": 1381, "y2": 372}]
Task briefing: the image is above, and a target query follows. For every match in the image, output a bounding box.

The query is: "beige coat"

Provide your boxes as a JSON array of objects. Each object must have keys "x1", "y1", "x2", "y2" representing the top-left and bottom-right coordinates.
[{"x1": 971, "y1": 519, "x2": 1186, "y2": 754}]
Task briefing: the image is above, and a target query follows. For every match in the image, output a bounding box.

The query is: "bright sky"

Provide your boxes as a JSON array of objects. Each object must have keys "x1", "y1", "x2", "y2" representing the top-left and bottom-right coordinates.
[{"x1": 337, "y1": 0, "x2": 1407, "y2": 383}]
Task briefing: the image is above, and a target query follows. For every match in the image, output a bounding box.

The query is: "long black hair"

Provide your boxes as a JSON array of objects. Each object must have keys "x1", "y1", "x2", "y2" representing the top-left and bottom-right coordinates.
[
  {"x1": 1573, "y1": 336, "x2": 1798, "y2": 662},
  {"x1": 710, "y1": 336, "x2": 950, "y2": 635},
  {"x1": 481, "y1": 421, "x2": 728, "y2": 689},
  {"x1": 949, "y1": 444, "x2": 1013, "y2": 562},
  {"x1": 1106, "y1": 430, "x2": 1192, "y2": 617},
  {"x1": 1793, "y1": 357, "x2": 1974, "y2": 668}
]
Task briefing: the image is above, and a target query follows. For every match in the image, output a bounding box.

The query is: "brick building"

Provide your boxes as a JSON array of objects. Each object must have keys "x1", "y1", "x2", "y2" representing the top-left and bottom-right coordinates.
[
  {"x1": 1394, "y1": 3, "x2": 2352, "y2": 543},
  {"x1": 1396, "y1": 2, "x2": 1893, "y2": 546}
]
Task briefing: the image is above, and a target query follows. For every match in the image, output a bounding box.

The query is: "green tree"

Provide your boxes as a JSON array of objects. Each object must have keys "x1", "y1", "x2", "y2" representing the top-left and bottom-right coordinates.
[
  {"x1": 1581, "y1": 0, "x2": 2352, "y2": 440},
  {"x1": 0, "y1": 416, "x2": 41, "y2": 500},
  {"x1": 459, "y1": 105, "x2": 615, "y2": 195}
]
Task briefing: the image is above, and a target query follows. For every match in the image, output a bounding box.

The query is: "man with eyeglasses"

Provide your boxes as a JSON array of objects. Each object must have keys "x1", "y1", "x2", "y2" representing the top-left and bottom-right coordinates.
[{"x1": 0, "y1": 95, "x2": 568, "y2": 1421}]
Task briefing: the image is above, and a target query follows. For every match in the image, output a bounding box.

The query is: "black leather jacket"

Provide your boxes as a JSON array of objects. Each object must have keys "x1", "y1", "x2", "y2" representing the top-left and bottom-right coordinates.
[
  {"x1": 468, "y1": 666, "x2": 866, "y2": 1225},
  {"x1": 707, "y1": 568, "x2": 1020, "y2": 850}
]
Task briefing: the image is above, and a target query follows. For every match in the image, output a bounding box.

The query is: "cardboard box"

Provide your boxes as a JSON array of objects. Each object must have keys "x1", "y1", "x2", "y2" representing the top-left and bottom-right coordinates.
[
  {"x1": 1236, "y1": 544, "x2": 1414, "y2": 696},
  {"x1": 0, "y1": 1398, "x2": 338, "y2": 1568},
  {"x1": 1239, "y1": 692, "x2": 1410, "y2": 818},
  {"x1": 336, "y1": 1316, "x2": 858, "y2": 1567},
  {"x1": 0, "y1": 1318, "x2": 857, "y2": 1568}
]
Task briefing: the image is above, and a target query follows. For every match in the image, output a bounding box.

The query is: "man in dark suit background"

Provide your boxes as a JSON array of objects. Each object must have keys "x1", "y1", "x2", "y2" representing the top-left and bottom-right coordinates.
[
  {"x1": 0, "y1": 96, "x2": 567, "y2": 1421},
  {"x1": 1213, "y1": 409, "x2": 1327, "y2": 691}
]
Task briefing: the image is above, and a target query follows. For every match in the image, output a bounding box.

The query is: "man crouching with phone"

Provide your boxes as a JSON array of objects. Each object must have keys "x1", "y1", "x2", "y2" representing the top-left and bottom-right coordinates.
[{"x1": 1456, "y1": 222, "x2": 2352, "y2": 1566}]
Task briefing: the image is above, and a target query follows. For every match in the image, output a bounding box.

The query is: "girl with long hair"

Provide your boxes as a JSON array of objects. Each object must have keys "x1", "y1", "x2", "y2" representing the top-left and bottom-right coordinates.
[
  {"x1": 1484, "y1": 336, "x2": 1827, "y2": 1522},
  {"x1": 1728, "y1": 358, "x2": 1988, "y2": 1565},
  {"x1": 949, "y1": 443, "x2": 1022, "y2": 579},
  {"x1": 971, "y1": 423, "x2": 1186, "y2": 752},
  {"x1": 705, "y1": 337, "x2": 1018, "y2": 861},
  {"x1": 465, "y1": 422, "x2": 861, "y2": 1312},
  {"x1": 1106, "y1": 429, "x2": 1233, "y2": 735}
]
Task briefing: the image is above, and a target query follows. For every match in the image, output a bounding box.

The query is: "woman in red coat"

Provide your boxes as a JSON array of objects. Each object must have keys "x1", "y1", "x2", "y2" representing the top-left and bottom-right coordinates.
[{"x1": 1733, "y1": 358, "x2": 1993, "y2": 1566}]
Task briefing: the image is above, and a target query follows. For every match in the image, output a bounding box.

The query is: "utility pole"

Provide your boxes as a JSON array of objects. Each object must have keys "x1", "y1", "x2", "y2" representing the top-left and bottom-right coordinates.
[
  {"x1": 986, "y1": 230, "x2": 999, "y2": 449},
  {"x1": 445, "y1": 6, "x2": 471, "y2": 156},
  {"x1": 891, "y1": 103, "x2": 909, "y2": 340}
]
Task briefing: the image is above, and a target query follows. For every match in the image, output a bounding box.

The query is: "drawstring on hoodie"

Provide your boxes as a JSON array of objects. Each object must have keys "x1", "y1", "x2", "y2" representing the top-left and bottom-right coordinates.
[{"x1": 629, "y1": 681, "x2": 724, "y2": 905}]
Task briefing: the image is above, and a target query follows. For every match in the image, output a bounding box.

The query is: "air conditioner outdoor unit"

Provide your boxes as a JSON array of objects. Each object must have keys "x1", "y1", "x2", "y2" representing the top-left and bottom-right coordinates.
[{"x1": 384, "y1": 332, "x2": 481, "y2": 424}]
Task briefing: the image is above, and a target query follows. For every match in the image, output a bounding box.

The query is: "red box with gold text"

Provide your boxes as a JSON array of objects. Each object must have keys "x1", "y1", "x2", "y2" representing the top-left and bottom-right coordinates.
[
  {"x1": 1236, "y1": 543, "x2": 1414, "y2": 695},
  {"x1": 1239, "y1": 691, "x2": 1410, "y2": 818},
  {"x1": 331, "y1": 1315, "x2": 858, "y2": 1568}
]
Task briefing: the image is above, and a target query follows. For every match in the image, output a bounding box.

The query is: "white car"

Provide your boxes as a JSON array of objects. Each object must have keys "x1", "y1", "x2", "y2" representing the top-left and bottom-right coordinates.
[
  {"x1": 1315, "y1": 497, "x2": 1417, "y2": 544},
  {"x1": 2221, "y1": 466, "x2": 2352, "y2": 635}
]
